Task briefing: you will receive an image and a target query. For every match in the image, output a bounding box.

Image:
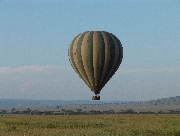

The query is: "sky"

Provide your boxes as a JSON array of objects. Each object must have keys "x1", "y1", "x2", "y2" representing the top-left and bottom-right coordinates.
[{"x1": 1, "y1": 0, "x2": 180, "y2": 101}]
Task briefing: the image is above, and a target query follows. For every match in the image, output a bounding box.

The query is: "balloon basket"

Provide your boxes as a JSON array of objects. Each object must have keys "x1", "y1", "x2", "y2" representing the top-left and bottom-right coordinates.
[{"x1": 92, "y1": 95, "x2": 100, "y2": 100}]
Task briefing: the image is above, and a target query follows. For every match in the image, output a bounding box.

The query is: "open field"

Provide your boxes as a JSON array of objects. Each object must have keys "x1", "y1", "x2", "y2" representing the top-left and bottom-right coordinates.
[{"x1": 0, "y1": 114, "x2": 180, "y2": 136}]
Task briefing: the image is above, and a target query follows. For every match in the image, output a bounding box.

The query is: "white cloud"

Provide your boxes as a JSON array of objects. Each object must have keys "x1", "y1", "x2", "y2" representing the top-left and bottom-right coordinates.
[
  {"x1": 0, "y1": 65, "x2": 180, "y2": 101},
  {"x1": 0, "y1": 65, "x2": 71, "y2": 74},
  {"x1": 104, "y1": 67, "x2": 180, "y2": 101},
  {"x1": 0, "y1": 65, "x2": 84, "y2": 100}
]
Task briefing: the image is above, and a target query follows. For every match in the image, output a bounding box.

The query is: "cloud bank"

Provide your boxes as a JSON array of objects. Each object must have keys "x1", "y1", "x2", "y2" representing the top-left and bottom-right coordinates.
[
  {"x1": 0, "y1": 65, "x2": 84, "y2": 100},
  {"x1": 0, "y1": 65, "x2": 180, "y2": 101}
]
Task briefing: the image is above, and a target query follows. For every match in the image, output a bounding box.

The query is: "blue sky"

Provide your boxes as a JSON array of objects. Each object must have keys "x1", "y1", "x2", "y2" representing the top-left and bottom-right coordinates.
[{"x1": 1, "y1": 0, "x2": 180, "y2": 101}]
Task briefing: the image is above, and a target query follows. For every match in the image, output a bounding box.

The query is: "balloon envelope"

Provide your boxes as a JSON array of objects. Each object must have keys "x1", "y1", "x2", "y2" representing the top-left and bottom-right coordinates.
[{"x1": 68, "y1": 31, "x2": 123, "y2": 95}]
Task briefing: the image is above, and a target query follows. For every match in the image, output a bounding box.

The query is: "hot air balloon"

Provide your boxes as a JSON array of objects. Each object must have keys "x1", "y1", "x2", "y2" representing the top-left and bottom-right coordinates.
[{"x1": 68, "y1": 31, "x2": 123, "y2": 100}]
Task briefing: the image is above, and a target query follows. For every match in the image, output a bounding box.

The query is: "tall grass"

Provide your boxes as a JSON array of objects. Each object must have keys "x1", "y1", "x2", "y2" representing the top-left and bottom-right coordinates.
[{"x1": 0, "y1": 114, "x2": 180, "y2": 136}]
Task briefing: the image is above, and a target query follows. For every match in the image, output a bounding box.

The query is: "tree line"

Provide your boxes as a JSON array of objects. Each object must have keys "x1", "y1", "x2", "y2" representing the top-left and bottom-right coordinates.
[{"x1": 1, "y1": 108, "x2": 180, "y2": 115}]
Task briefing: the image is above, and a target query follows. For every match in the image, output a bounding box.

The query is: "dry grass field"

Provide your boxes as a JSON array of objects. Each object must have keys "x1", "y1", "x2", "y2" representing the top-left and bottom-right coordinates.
[{"x1": 1, "y1": 114, "x2": 180, "y2": 136}]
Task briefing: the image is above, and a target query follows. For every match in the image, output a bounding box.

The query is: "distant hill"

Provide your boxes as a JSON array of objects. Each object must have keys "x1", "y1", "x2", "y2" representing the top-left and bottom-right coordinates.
[
  {"x1": 0, "y1": 96, "x2": 180, "y2": 108},
  {"x1": 134, "y1": 96, "x2": 180, "y2": 106}
]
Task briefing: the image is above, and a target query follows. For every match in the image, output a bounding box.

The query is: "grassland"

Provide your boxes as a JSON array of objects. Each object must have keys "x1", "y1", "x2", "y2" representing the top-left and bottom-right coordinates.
[{"x1": 0, "y1": 114, "x2": 180, "y2": 136}]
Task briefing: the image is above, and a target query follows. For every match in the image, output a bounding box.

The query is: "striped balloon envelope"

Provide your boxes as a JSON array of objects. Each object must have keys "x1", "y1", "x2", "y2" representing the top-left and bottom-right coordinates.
[{"x1": 68, "y1": 31, "x2": 123, "y2": 100}]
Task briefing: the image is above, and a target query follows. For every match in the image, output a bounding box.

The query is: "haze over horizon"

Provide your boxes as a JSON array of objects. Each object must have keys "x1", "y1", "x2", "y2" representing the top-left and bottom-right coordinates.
[{"x1": 1, "y1": 1, "x2": 180, "y2": 101}]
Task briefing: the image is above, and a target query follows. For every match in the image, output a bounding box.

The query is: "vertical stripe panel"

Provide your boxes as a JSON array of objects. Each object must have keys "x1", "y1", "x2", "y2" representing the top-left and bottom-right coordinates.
[
  {"x1": 92, "y1": 32, "x2": 99, "y2": 86},
  {"x1": 81, "y1": 32, "x2": 93, "y2": 86},
  {"x1": 99, "y1": 32, "x2": 110, "y2": 87},
  {"x1": 103, "y1": 33, "x2": 120, "y2": 85},
  {"x1": 69, "y1": 34, "x2": 83, "y2": 79},
  {"x1": 108, "y1": 38, "x2": 123, "y2": 80},
  {"x1": 72, "y1": 32, "x2": 90, "y2": 86},
  {"x1": 114, "y1": 36, "x2": 123, "y2": 60},
  {"x1": 97, "y1": 31, "x2": 105, "y2": 87},
  {"x1": 76, "y1": 32, "x2": 91, "y2": 86},
  {"x1": 87, "y1": 32, "x2": 95, "y2": 88},
  {"x1": 100, "y1": 32, "x2": 116, "y2": 87}
]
